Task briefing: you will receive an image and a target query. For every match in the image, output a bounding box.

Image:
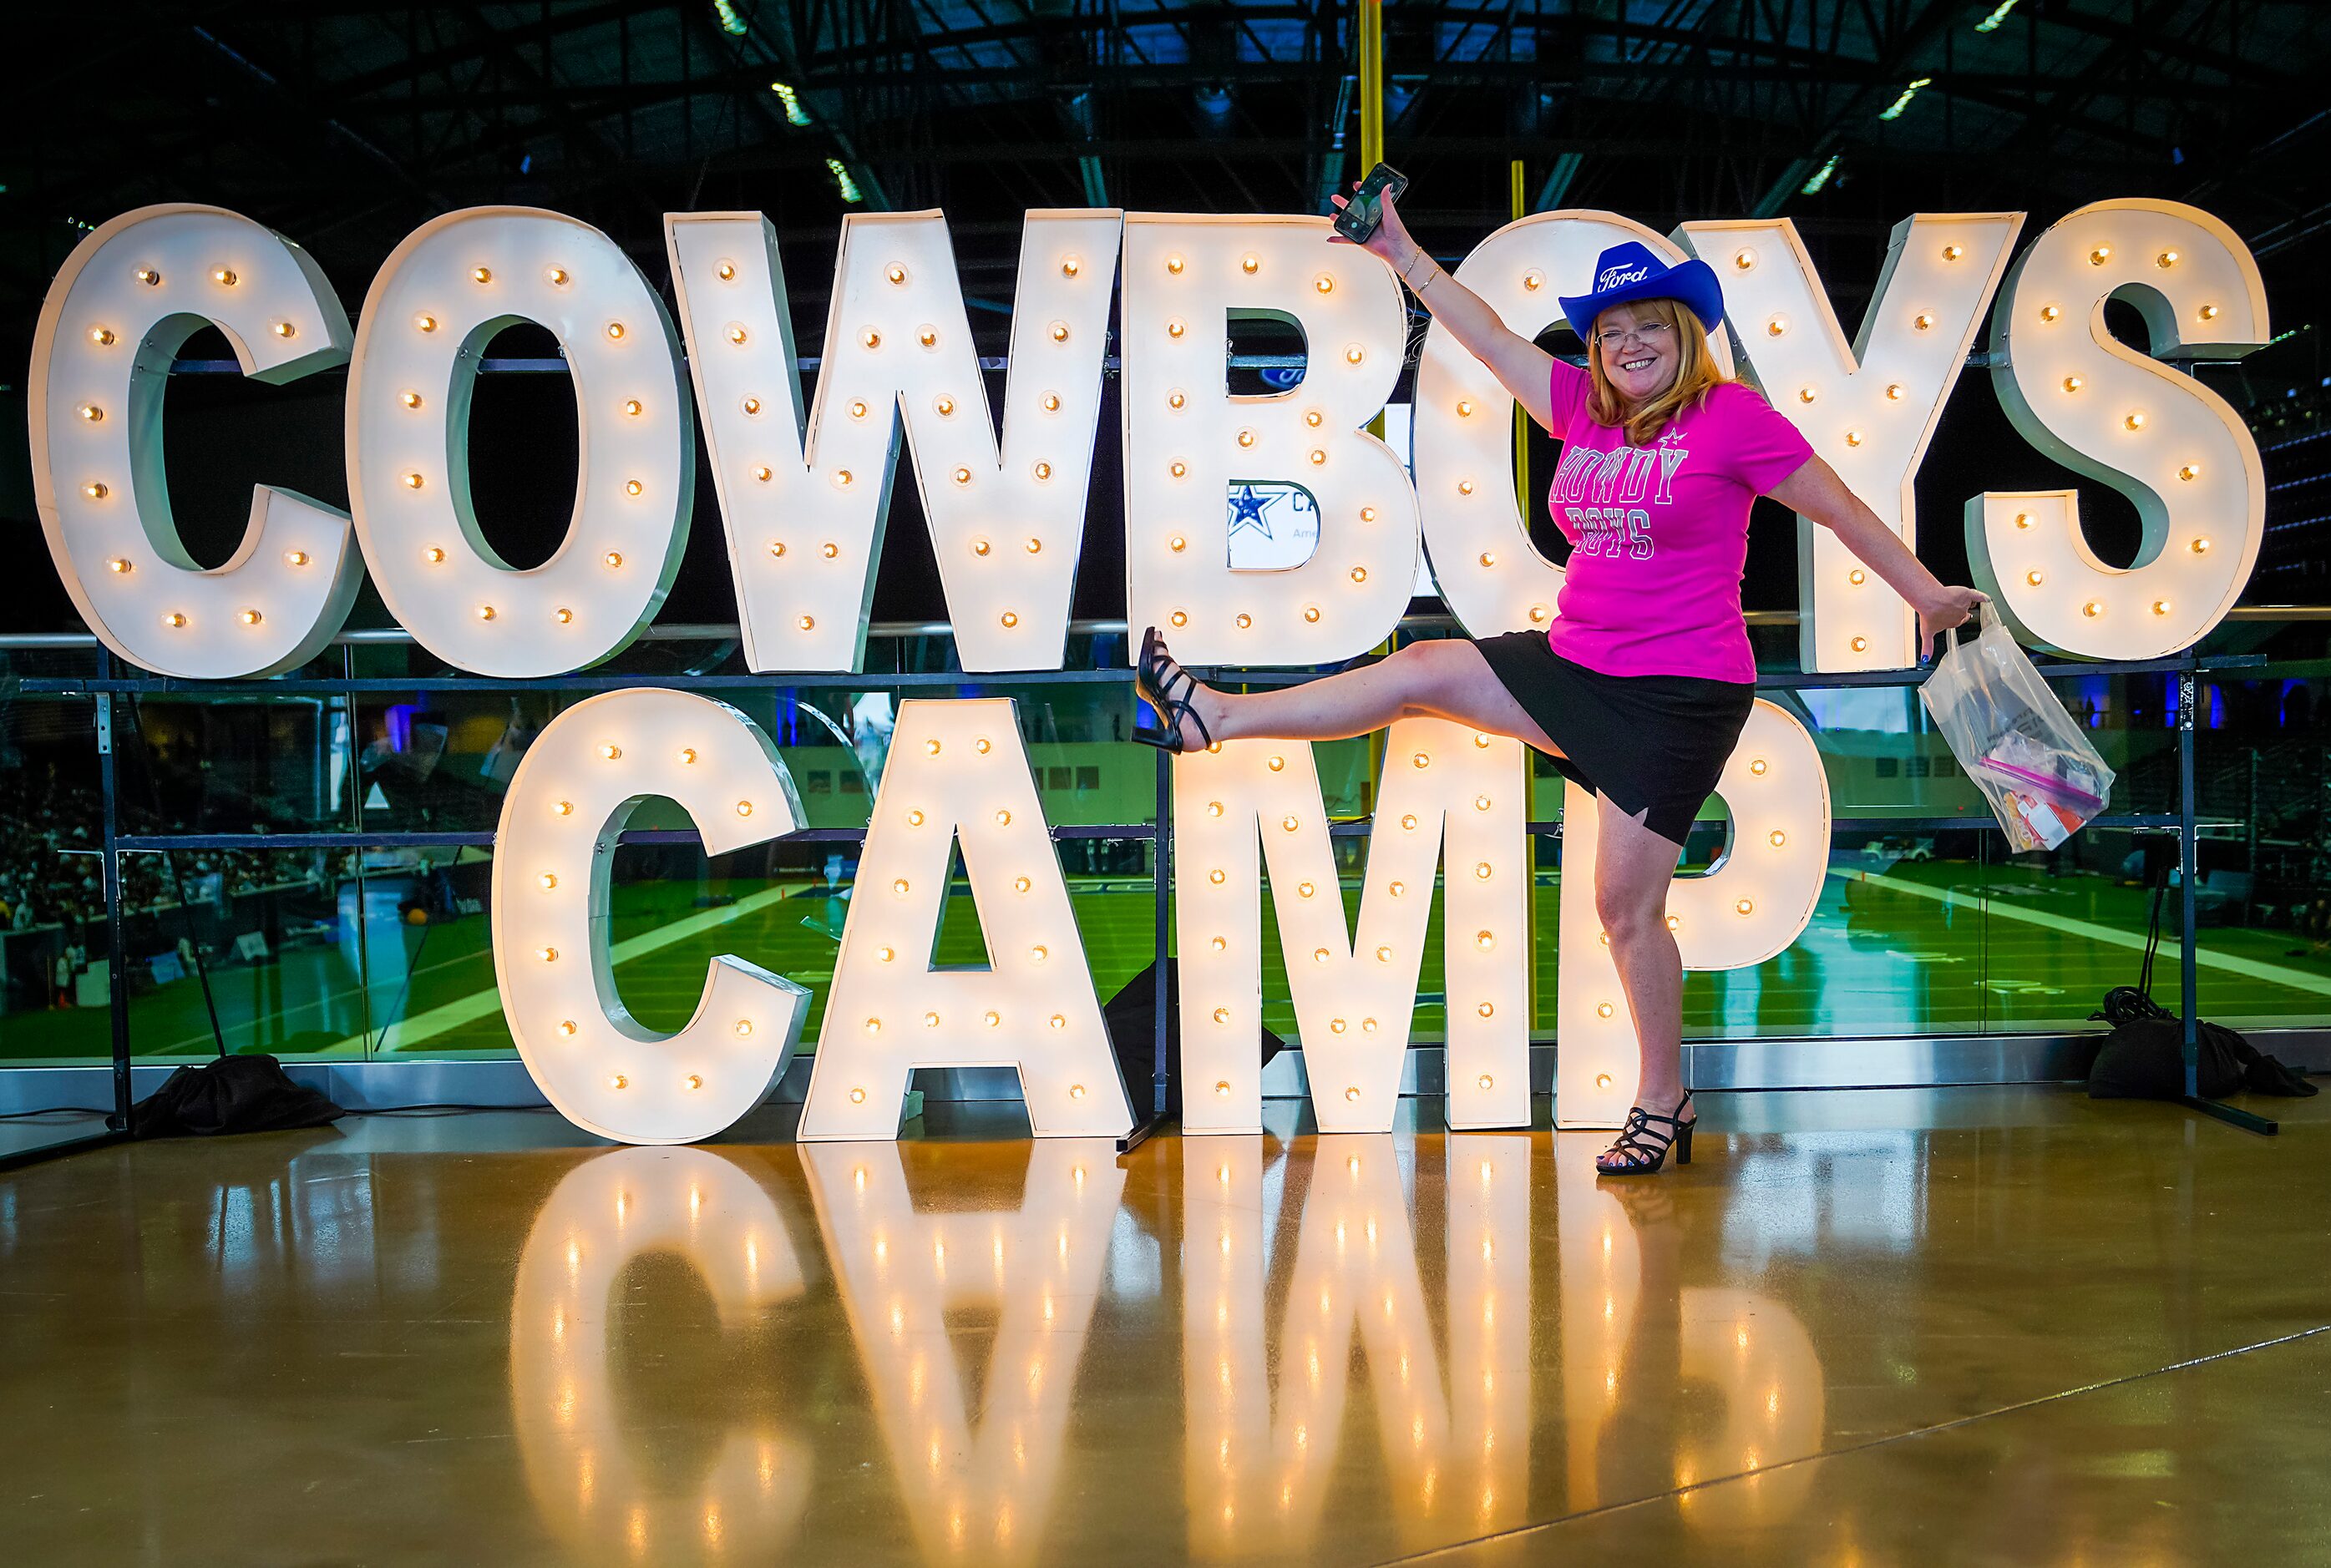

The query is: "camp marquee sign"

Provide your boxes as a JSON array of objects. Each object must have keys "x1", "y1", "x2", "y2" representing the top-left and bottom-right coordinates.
[{"x1": 28, "y1": 199, "x2": 2269, "y2": 1144}]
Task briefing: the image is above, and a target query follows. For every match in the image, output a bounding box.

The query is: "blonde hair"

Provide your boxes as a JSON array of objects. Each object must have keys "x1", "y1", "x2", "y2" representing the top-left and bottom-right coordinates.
[{"x1": 1585, "y1": 297, "x2": 1731, "y2": 448}]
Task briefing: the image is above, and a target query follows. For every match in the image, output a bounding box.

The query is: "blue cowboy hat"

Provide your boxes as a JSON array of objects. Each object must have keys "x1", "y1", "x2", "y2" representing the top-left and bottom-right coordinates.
[{"x1": 1558, "y1": 240, "x2": 1725, "y2": 340}]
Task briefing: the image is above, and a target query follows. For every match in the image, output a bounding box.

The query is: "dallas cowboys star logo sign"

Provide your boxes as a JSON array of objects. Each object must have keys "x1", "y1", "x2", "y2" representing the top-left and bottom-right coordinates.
[{"x1": 1226, "y1": 482, "x2": 1278, "y2": 539}]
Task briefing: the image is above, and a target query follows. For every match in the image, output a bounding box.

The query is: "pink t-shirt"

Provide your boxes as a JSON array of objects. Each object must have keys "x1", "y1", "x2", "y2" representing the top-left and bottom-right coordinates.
[{"x1": 1542, "y1": 360, "x2": 1813, "y2": 684}]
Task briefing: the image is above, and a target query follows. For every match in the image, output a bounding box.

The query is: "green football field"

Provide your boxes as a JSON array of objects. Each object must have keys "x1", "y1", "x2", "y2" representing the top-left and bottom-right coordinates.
[{"x1": 6, "y1": 857, "x2": 2329, "y2": 1065}]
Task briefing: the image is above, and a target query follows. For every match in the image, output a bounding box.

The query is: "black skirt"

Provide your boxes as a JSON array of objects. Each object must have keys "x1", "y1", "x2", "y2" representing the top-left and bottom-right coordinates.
[{"x1": 1472, "y1": 631, "x2": 1755, "y2": 846}]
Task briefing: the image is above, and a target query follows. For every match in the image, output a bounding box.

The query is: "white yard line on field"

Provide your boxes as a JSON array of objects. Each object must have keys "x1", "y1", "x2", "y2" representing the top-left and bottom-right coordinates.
[
  {"x1": 346, "y1": 883, "x2": 808, "y2": 1054},
  {"x1": 1834, "y1": 868, "x2": 2331, "y2": 998}
]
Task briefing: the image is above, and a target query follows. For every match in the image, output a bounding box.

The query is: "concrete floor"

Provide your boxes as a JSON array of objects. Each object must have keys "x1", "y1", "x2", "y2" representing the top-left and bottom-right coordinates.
[{"x1": 0, "y1": 1086, "x2": 2324, "y2": 1565}]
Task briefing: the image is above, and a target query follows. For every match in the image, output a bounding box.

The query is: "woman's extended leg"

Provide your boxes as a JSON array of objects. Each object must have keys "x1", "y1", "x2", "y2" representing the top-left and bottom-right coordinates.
[
  {"x1": 1150, "y1": 635, "x2": 1562, "y2": 755},
  {"x1": 1591, "y1": 795, "x2": 1694, "y2": 1172}
]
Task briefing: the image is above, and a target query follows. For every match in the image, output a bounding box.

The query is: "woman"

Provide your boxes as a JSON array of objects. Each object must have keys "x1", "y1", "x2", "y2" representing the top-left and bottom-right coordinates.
[{"x1": 1135, "y1": 185, "x2": 1987, "y2": 1176}]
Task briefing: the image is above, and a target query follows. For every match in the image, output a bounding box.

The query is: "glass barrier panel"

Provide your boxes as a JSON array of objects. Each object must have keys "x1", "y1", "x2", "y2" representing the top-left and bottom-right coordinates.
[
  {"x1": 120, "y1": 848, "x2": 367, "y2": 1063},
  {"x1": 360, "y1": 830, "x2": 1163, "y2": 1062},
  {"x1": 0, "y1": 695, "x2": 114, "y2": 1069},
  {"x1": 0, "y1": 693, "x2": 116, "y2": 1156},
  {"x1": 116, "y1": 693, "x2": 356, "y2": 837}
]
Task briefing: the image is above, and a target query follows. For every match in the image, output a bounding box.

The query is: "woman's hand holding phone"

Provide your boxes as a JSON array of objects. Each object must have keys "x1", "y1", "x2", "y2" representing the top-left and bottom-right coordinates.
[{"x1": 1327, "y1": 180, "x2": 1418, "y2": 271}]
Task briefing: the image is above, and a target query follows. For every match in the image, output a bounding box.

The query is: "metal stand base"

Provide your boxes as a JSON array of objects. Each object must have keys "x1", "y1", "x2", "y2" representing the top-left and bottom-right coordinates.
[
  {"x1": 2180, "y1": 1096, "x2": 2280, "y2": 1136},
  {"x1": 1116, "y1": 1113, "x2": 1172, "y2": 1156},
  {"x1": 0, "y1": 1130, "x2": 125, "y2": 1174}
]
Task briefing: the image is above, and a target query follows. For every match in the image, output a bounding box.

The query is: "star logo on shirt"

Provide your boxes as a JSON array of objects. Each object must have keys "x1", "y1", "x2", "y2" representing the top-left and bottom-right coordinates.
[{"x1": 1226, "y1": 483, "x2": 1278, "y2": 539}]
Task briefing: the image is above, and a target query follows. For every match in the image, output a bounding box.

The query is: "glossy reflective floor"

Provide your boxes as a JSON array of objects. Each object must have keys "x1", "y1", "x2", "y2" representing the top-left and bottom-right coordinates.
[{"x1": 2, "y1": 1088, "x2": 2325, "y2": 1565}]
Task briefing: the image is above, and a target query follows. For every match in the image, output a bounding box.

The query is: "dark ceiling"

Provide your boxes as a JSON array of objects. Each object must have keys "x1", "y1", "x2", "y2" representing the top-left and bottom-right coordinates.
[
  {"x1": 6, "y1": 1, "x2": 2331, "y2": 620},
  {"x1": 9, "y1": 2, "x2": 2331, "y2": 318}
]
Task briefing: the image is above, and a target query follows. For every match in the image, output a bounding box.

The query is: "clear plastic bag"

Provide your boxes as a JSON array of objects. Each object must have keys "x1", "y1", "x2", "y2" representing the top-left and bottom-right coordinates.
[{"x1": 1919, "y1": 604, "x2": 2117, "y2": 852}]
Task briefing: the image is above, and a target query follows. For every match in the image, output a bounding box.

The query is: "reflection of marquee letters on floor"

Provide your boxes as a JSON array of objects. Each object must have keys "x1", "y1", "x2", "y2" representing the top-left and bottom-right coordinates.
[
  {"x1": 798, "y1": 1140, "x2": 1125, "y2": 1564},
  {"x1": 1555, "y1": 1145, "x2": 1827, "y2": 1527},
  {"x1": 1182, "y1": 1135, "x2": 1531, "y2": 1557},
  {"x1": 509, "y1": 1148, "x2": 813, "y2": 1562}
]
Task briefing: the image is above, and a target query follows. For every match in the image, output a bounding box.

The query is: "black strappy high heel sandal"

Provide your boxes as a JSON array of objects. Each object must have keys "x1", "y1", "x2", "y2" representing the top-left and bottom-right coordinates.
[
  {"x1": 1595, "y1": 1089, "x2": 1695, "y2": 1176},
  {"x1": 1131, "y1": 625, "x2": 1214, "y2": 754}
]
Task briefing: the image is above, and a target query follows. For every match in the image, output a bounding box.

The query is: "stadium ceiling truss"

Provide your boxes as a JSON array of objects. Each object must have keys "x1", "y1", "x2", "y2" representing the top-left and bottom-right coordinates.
[{"x1": 5, "y1": 1, "x2": 2328, "y2": 320}]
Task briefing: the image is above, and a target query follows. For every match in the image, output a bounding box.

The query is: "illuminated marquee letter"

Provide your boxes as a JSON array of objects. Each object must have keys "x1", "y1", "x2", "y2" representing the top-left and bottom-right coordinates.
[
  {"x1": 1173, "y1": 720, "x2": 1529, "y2": 1135},
  {"x1": 1121, "y1": 215, "x2": 1418, "y2": 665},
  {"x1": 1414, "y1": 212, "x2": 1735, "y2": 637},
  {"x1": 666, "y1": 209, "x2": 1120, "y2": 672},
  {"x1": 347, "y1": 207, "x2": 695, "y2": 676},
  {"x1": 1678, "y1": 213, "x2": 2022, "y2": 672},
  {"x1": 1972, "y1": 199, "x2": 2270, "y2": 658},
  {"x1": 799, "y1": 699, "x2": 1133, "y2": 1140},
  {"x1": 800, "y1": 1141, "x2": 1122, "y2": 1564},
  {"x1": 29, "y1": 204, "x2": 362, "y2": 678},
  {"x1": 1556, "y1": 700, "x2": 1829, "y2": 1127},
  {"x1": 493, "y1": 690, "x2": 811, "y2": 1145},
  {"x1": 513, "y1": 1149, "x2": 812, "y2": 1558},
  {"x1": 1184, "y1": 1136, "x2": 1530, "y2": 1555}
]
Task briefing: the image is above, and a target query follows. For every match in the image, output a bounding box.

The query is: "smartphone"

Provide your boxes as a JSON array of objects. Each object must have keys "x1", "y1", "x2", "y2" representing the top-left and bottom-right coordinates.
[{"x1": 1333, "y1": 162, "x2": 1409, "y2": 244}]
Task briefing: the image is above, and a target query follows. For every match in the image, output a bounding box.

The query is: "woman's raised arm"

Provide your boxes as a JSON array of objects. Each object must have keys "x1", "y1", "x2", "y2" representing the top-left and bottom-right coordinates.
[{"x1": 1329, "y1": 185, "x2": 1559, "y2": 433}]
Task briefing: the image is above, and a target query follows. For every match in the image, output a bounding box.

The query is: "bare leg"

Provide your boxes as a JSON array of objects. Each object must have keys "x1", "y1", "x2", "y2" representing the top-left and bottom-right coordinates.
[
  {"x1": 1592, "y1": 796, "x2": 1695, "y2": 1173},
  {"x1": 1156, "y1": 636, "x2": 1564, "y2": 758}
]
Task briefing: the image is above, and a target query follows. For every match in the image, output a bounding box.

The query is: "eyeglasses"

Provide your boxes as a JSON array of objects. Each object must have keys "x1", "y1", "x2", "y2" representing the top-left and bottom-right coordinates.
[{"x1": 1594, "y1": 321, "x2": 1673, "y2": 350}]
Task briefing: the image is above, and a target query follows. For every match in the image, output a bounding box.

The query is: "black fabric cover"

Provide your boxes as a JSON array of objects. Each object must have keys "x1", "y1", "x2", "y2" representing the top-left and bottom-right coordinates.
[
  {"x1": 122, "y1": 1053, "x2": 346, "y2": 1138},
  {"x1": 1104, "y1": 957, "x2": 1286, "y2": 1120},
  {"x1": 2087, "y1": 1017, "x2": 2318, "y2": 1101}
]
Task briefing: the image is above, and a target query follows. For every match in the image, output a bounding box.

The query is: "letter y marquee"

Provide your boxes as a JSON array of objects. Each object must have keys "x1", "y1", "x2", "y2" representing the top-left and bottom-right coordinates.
[{"x1": 1678, "y1": 213, "x2": 2022, "y2": 673}]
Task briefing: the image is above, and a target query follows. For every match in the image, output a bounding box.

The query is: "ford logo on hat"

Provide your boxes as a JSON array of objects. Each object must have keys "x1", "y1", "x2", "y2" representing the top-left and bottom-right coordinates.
[{"x1": 1559, "y1": 240, "x2": 1727, "y2": 341}]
